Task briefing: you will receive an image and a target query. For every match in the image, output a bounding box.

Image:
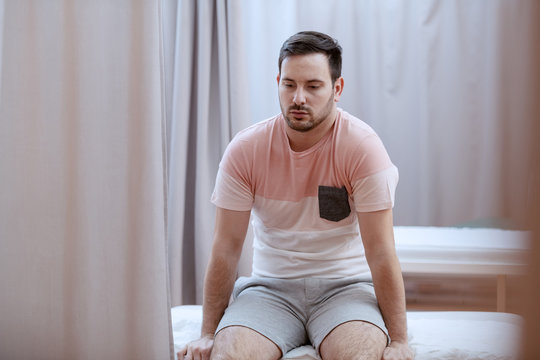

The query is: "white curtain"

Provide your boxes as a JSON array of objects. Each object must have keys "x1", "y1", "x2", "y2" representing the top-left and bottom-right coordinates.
[
  {"x1": 239, "y1": 0, "x2": 537, "y2": 227},
  {"x1": 0, "y1": 1, "x2": 171, "y2": 359}
]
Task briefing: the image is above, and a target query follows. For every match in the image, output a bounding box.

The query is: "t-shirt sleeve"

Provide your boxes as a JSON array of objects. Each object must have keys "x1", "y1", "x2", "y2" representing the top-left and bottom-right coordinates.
[
  {"x1": 210, "y1": 137, "x2": 254, "y2": 211},
  {"x1": 352, "y1": 165, "x2": 398, "y2": 212},
  {"x1": 348, "y1": 134, "x2": 399, "y2": 212},
  {"x1": 211, "y1": 167, "x2": 254, "y2": 211}
]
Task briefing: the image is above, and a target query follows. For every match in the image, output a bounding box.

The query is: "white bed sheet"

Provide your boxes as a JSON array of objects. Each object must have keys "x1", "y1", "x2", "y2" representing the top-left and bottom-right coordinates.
[{"x1": 171, "y1": 305, "x2": 522, "y2": 360}]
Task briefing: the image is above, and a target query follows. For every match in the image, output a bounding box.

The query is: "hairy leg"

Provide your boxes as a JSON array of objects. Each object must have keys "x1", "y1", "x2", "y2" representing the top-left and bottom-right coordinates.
[
  {"x1": 211, "y1": 325, "x2": 282, "y2": 360},
  {"x1": 319, "y1": 321, "x2": 387, "y2": 360}
]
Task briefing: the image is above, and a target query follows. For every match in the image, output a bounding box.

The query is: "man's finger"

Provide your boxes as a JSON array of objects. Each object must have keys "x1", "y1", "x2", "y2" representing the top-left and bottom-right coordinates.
[{"x1": 176, "y1": 345, "x2": 187, "y2": 360}]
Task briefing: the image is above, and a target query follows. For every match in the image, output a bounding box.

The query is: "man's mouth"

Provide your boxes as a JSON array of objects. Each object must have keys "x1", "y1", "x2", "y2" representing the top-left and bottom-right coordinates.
[{"x1": 290, "y1": 109, "x2": 309, "y2": 118}]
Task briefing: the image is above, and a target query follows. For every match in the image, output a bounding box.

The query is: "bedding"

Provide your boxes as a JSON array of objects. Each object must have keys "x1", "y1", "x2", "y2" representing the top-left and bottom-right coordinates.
[{"x1": 172, "y1": 305, "x2": 523, "y2": 360}]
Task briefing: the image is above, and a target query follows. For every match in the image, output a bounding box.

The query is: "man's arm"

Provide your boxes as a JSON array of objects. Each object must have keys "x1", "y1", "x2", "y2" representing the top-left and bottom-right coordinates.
[
  {"x1": 177, "y1": 207, "x2": 251, "y2": 360},
  {"x1": 202, "y1": 207, "x2": 251, "y2": 335},
  {"x1": 357, "y1": 208, "x2": 413, "y2": 359}
]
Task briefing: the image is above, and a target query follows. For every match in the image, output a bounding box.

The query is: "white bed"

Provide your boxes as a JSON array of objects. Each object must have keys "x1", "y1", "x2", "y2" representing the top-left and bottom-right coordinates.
[
  {"x1": 172, "y1": 305, "x2": 523, "y2": 359},
  {"x1": 174, "y1": 227, "x2": 528, "y2": 359}
]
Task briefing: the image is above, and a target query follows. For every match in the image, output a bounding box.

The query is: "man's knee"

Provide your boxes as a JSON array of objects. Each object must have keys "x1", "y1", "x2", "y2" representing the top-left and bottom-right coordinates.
[
  {"x1": 211, "y1": 326, "x2": 282, "y2": 360},
  {"x1": 319, "y1": 321, "x2": 387, "y2": 360},
  {"x1": 211, "y1": 327, "x2": 241, "y2": 360}
]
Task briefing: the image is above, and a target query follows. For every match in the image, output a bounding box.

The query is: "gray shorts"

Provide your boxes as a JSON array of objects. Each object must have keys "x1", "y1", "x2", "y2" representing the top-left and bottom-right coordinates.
[{"x1": 216, "y1": 276, "x2": 389, "y2": 356}]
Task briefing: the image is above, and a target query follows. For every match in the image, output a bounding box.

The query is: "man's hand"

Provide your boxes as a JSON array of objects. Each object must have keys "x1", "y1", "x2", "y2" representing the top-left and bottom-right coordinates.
[
  {"x1": 177, "y1": 335, "x2": 214, "y2": 360},
  {"x1": 382, "y1": 341, "x2": 414, "y2": 360}
]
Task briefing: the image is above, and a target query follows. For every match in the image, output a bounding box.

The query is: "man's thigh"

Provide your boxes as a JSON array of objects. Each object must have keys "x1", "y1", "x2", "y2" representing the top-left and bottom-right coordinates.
[
  {"x1": 215, "y1": 277, "x2": 308, "y2": 356},
  {"x1": 212, "y1": 325, "x2": 281, "y2": 360},
  {"x1": 305, "y1": 278, "x2": 389, "y2": 353},
  {"x1": 318, "y1": 320, "x2": 387, "y2": 360}
]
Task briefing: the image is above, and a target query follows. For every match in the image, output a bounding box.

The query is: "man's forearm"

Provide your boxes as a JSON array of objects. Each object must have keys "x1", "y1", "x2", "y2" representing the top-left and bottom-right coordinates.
[
  {"x1": 200, "y1": 251, "x2": 239, "y2": 337},
  {"x1": 200, "y1": 208, "x2": 251, "y2": 338},
  {"x1": 371, "y1": 254, "x2": 408, "y2": 344}
]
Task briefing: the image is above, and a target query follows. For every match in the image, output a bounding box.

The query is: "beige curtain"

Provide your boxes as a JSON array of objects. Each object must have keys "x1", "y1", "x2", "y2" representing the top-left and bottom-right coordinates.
[
  {"x1": 164, "y1": 0, "x2": 251, "y2": 306},
  {"x1": 0, "y1": 1, "x2": 172, "y2": 359}
]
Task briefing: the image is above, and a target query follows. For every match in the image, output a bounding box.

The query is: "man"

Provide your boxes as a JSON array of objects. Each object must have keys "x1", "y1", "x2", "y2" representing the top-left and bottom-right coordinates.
[{"x1": 179, "y1": 31, "x2": 413, "y2": 360}]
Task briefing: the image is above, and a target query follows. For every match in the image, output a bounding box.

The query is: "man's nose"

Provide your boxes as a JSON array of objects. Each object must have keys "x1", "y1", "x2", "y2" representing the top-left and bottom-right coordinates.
[{"x1": 293, "y1": 88, "x2": 306, "y2": 105}]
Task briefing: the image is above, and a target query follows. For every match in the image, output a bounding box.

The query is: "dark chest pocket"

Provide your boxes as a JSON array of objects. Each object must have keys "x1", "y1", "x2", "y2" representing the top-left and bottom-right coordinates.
[{"x1": 318, "y1": 185, "x2": 351, "y2": 222}]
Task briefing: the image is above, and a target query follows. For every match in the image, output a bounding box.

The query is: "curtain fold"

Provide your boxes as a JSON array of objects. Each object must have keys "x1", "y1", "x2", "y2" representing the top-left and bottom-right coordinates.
[
  {"x1": 164, "y1": 0, "x2": 250, "y2": 306},
  {"x1": 0, "y1": 1, "x2": 172, "y2": 359}
]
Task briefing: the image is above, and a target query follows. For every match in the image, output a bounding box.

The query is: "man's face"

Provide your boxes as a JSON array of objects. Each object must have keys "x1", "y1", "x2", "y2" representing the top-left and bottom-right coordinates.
[{"x1": 277, "y1": 53, "x2": 340, "y2": 132}]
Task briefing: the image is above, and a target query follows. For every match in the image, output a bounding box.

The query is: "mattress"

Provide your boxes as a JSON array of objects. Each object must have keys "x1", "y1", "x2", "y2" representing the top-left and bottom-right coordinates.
[{"x1": 172, "y1": 305, "x2": 523, "y2": 360}]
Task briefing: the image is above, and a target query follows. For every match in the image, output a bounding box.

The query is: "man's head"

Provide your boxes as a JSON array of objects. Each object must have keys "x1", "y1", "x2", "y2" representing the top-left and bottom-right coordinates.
[
  {"x1": 277, "y1": 31, "x2": 344, "y2": 133},
  {"x1": 278, "y1": 31, "x2": 342, "y2": 84}
]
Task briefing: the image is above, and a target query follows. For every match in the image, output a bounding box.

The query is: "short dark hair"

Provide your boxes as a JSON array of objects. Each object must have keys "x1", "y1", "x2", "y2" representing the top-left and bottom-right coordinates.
[{"x1": 278, "y1": 31, "x2": 342, "y2": 83}]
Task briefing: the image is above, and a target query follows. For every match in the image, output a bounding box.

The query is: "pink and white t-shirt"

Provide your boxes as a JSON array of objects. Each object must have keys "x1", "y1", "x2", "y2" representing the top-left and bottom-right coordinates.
[{"x1": 211, "y1": 109, "x2": 398, "y2": 279}]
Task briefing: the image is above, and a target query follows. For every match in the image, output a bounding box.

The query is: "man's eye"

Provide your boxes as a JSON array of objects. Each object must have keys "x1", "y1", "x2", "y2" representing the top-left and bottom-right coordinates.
[{"x1": 309, "y1": 86, "x2": 320, "y2": 89}]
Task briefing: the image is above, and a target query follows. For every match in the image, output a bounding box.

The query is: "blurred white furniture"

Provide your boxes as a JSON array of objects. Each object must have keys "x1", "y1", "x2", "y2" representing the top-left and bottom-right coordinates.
[{"x1": 394, "y1": 226, "x2": 529, "y2": 311}]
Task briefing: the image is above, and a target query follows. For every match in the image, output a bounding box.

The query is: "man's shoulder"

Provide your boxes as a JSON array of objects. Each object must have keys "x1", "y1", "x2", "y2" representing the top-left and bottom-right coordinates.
[
  {"x1": 336, "y1": 109, "x2": 378, "y2": 138},
  {"x1": 222, "y1": 113, "x2": 282, "y2": 162},
  {"x1": 334, "y1": 110, "x2": 395, "y2": 179},
  {"x1": 334, "y1": 109, "x2": 382, "y2": 153},
  {"x1": 233, "y1": 113, "x2": 281, "y2": 143}
]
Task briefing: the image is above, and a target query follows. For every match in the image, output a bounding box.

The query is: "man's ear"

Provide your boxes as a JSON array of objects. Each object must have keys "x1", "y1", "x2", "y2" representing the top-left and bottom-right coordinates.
[
  {"x1": 276, "y1": 73, "x2": 281, "y2": 85},
  {"x1": 334, "y1": 77, "x2": 344, "y2": 102}
]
